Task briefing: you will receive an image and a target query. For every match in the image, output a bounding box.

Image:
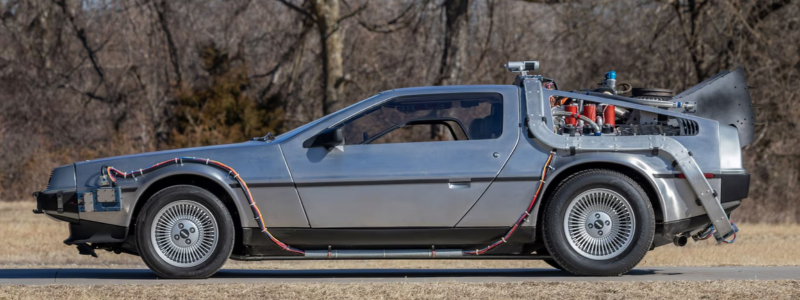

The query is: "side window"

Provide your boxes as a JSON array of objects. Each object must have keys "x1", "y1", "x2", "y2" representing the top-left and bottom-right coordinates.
[{"x1": 339, "y1": 93, "x2": 503, "y2": 145}]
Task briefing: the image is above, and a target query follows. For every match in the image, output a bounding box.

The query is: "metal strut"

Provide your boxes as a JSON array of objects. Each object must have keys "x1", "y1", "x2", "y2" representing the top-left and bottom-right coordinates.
[{"x1": 522, "y1": 78, "x2": 735, "y2": 238}]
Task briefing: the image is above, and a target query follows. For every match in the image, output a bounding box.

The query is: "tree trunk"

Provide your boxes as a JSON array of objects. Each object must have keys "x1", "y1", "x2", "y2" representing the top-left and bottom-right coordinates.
[
  {"x1": 155, "y1": 0, "x2": 183, "y2": 87},
  {"x1": 310, "y1": 0, "x2": 344, "y2": 116},
  {"x1": 437, "y1": 0, "x2": 469, "y2": 86}
]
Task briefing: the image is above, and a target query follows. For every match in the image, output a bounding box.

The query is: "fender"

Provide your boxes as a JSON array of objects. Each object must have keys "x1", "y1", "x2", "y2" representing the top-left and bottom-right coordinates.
[
  {"x1": 76, "y1": 163, "x2": 251, "y2": 238},
  {"x1": 127, "y1": 164, "x2": 251, "y2": 228},
  {"x1": 530, "y1": 154, "x2": 667, "y2": 226}
]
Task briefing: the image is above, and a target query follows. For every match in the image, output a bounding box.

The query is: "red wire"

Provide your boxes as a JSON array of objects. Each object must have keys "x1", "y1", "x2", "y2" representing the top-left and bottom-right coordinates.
[
  {"x1": 106, "y1": 157, "x2": 304, "y2": 254},
  {"x1": 466, "y1": 151, "x2": 555, "y2": 255}
]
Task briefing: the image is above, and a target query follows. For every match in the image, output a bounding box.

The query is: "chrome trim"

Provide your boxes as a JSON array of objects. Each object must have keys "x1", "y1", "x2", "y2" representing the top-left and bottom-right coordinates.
[
  {"x1": 151, "y1": 200, "x2": 219, "y2": 268},
  {"x1": 564, "y1": 188, "x2": 635, "y2": 260}
]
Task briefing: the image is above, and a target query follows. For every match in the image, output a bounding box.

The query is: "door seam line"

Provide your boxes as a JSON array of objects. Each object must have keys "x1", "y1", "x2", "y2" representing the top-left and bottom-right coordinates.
[
  {"x1": 454, "y1": 112, "x2": 522, "y2": 227},
  {"x1": 279, "y1": 144, "x2": 312, "y2": 227}
]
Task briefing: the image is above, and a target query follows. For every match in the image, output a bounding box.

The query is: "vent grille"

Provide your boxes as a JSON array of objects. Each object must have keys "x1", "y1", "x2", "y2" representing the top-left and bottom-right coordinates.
[
  {"x1": 678, "y1": 119, "x2": 699, "y2": 136},
  {"x1": 46, "y1": 170, "x2": 54, "y2": 189}
]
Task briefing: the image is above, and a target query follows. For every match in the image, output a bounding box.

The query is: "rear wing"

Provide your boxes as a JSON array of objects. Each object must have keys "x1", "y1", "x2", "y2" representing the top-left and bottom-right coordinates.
[{"x1": 676, "y1": 68, "x2": 755, "y2": 146}]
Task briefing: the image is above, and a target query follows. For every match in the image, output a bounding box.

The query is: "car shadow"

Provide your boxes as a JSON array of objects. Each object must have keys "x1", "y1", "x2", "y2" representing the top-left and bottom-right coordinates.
[{"x1": 0, "y1": 268, "x2": 665, "y2": 280}]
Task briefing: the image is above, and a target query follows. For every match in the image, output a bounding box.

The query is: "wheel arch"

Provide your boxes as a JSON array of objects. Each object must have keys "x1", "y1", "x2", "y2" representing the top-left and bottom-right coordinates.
[
  {"x1": 129, "y1": 171, "x2": 248, "y2": 253},
  {"x1": 532, "y1": 160, "x2": 664, "y2": 232}
]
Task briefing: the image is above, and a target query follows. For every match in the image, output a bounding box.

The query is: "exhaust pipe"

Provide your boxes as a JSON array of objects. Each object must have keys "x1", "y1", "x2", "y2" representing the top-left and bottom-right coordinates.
[
  {"x1": 305, "y1": 249, "x2": 463, "y2": 259},
  {"x1": 673, "y1": 235, "x2": 688, "y2": 247}
]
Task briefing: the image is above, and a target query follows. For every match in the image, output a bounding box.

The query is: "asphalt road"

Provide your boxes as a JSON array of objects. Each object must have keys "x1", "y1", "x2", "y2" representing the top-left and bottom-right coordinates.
[{"x1": 0, "y1": 267, "x2": 798, "y2": 285}]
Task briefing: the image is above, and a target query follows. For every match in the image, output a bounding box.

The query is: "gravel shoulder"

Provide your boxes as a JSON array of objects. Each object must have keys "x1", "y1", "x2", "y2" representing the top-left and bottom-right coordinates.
[{"x1": 2, "y1": 280, "x2": 799, "y2": 300}]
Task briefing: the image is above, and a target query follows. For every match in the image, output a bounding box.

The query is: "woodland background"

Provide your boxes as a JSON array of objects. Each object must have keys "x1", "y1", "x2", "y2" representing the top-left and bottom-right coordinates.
[{"x1": 0, "y1": 0, "x2": 798, "y2": 222}]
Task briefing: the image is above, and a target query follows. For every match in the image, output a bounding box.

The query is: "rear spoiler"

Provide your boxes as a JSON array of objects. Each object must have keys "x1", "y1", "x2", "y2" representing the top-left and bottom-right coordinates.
[{"x1": 675, "y1": 67, "x2": 755, "y2": 146}]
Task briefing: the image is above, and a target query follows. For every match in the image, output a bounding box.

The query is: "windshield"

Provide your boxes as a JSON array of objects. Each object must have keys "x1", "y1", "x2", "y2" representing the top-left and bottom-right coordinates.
[{"x1": 273, "y1": 93, "x2": 382, "y2": 141}]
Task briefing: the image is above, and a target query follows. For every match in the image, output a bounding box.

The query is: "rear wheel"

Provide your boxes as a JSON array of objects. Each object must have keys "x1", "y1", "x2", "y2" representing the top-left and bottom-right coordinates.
[
  {"x1": 543, "y1": 259, "x2": 562, "y2": 270},
  {"x1": 136, "y1": 185, "x2": 235, "y2": 279},
  {"x1": 542, "y1": 169, "x2": 654, "y2": 276}
]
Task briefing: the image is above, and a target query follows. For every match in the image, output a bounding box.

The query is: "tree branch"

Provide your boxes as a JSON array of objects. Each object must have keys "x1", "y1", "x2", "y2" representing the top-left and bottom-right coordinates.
[
  {"x1": 154, "y1": 0, "x2": 183, "y2": 86},
  {"x1": 54, "y1": 0, "x2": 105, "y2": 83},
  {"x1": 357, "y1": 0, "x2": 430, "y2": 33},
  {"x1": 276, "y1": 0, "x2": 314, "y2": 19},
  {"x1": 747, "y1": 0, "x2": 792, "y2": 26}
]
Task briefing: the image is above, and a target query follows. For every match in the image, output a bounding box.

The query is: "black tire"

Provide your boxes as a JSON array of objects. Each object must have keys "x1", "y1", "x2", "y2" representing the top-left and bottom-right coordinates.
[
  {"x1": 543, "y1": 259, "x2": 563, "y2": 270},
  {"x1": 136, "y1": 185, "x2": 235, "y2": 279},
  {"x1": 542, "y1": 169, "x2": 654, "y2": 276}
]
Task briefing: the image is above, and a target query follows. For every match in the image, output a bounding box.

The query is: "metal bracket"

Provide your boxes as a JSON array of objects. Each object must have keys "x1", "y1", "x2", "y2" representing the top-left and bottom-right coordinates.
[
  {"x1": 523, "y1": 78, "x2": 735, "y2": 238},
  {"x1": 78, "y1": 186, "x2": 122, "y2": 213},
  {"x1": 56, "y1": 191, "x2": 63, "y2": 214}
]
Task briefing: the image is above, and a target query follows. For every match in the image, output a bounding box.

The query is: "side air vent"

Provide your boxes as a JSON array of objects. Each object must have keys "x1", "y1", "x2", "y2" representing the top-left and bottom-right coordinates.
[
  {"x1": 46, "y1": 170, "x2": 54, "y2": 189},
  {"x1": 678, "y1": 118, "x2": 699, "y2": 136}
]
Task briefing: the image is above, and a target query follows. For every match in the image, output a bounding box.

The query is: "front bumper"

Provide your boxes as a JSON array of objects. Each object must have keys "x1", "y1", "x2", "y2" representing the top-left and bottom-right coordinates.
[
  {"x1": 34, "y1": 189, "x2": 127, "y2": 245},
  {"x1": 34, "y1": 190, "x2": 79, "y2": 222}
]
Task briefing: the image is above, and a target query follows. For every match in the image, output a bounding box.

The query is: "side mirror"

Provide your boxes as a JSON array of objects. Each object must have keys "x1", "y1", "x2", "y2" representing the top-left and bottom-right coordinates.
[{"x1": 303, "y1": 127, "x2": 344, "y2": 150}]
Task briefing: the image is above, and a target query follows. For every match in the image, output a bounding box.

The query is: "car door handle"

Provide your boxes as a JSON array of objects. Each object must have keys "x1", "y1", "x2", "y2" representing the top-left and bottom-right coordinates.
[{"x1": 448, "y1": 178, "x2": 471, "y2": 189}]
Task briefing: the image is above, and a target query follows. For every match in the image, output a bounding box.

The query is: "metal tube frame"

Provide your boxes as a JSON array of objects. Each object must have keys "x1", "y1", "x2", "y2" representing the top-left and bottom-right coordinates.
[{"x1": 522, "y1": 77, "x2": 735, "y2": 238}]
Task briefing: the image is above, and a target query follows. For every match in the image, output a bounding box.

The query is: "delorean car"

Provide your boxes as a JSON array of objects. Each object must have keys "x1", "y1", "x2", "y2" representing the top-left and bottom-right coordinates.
[{"x1": 34, "y1": 61, "x2": 753, "y2": 279}]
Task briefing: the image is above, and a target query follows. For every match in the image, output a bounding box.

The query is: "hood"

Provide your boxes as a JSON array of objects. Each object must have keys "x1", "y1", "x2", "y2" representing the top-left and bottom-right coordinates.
[{"x1": 74, "y1": 141, "x2": 270, "y2": 166}]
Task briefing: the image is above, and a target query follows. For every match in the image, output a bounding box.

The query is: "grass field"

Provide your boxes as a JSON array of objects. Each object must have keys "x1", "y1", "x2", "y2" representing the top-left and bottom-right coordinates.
[{"x1": 3, "y1": 201, "x2": 800, "y2": 299}]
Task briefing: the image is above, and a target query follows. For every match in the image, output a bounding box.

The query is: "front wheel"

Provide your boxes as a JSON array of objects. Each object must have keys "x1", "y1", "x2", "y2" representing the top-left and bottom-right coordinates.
[
  {"x1": 136, "y1": 185, "x2": 235, "y2": 279},
  {"x1": 542, "y1": 169, "x2": 654, "y2": 276}
]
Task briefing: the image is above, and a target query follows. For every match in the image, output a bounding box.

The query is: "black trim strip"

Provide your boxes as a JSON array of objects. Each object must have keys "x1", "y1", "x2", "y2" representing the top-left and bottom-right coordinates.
[
  {"x1": 229, "y1": 182, "x2": 295, "y2": 188},
  {"x1": 242, "y1": 227, "x2": 535, "y2": 248},
  {"x1": 493, "y1": 176, "x2": 541, "y2": 182},
  {"x1": 719, "y1": 173, "x2": 750, "y2": 203},
  {"x1": 294, "y1": 177, "x2": 496, "y2": 187},
  {"x1": 652, "y1": 173, "x2": 681, "y2": 178},
  {"x1": 234, "y1": 176, "x2": 544, "y2": 188},
  {"x1": 120, "y1": 187, "x2": 138, "y2": 193}
]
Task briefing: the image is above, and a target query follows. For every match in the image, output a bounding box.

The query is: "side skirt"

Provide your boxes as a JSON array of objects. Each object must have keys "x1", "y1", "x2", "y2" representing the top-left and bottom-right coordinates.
[{"x1": 239, "y1": 227, "x2": 537, "y2": 256}]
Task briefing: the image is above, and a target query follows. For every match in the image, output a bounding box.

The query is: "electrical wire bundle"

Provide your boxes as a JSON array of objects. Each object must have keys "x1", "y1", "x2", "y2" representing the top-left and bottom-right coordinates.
[
  {"x1": 465, "y1": 151, "x2": 556, "y2": 255},
  {"x1": 694, "y1": 221, "x2": 738, "y2": 244},
  {"x1": 103, "y1": 157, "x2": 305, "y2": 254},
  {"x1": 104, "y1": 152, "x2": 559, "y2": 257}
]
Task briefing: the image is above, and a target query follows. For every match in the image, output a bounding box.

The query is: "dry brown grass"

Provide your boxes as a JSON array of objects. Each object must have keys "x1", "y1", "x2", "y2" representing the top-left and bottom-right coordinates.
[
  {"x1": 3, "y1": 201, "x2": 799, "y2": 269},
  {"x1": 0, "y1": 281, "x2": 798, "y2": 300}
]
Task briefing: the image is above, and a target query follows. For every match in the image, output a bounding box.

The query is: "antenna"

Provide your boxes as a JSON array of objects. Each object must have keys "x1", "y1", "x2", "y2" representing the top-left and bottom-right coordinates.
[{"x1": 504, "y1": 61, "x2": 539, "y2": 76}]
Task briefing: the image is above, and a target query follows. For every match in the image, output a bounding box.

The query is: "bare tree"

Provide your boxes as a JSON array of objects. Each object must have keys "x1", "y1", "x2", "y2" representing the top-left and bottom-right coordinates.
[
  {"x1": 1, "y1": 0, "x2": 799, "y2": 221},
  {"x1": 435, "y1": 0, "x2": 469, "y2": 86},
  {"x1": 276, "y1": 0, "x2": 364, "y2": 115}
]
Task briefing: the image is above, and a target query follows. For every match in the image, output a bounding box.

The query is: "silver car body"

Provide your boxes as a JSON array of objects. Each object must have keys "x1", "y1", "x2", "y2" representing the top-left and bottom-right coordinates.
[{"x1": 36, "y1": 69, "x2": 751, "y2": 254}]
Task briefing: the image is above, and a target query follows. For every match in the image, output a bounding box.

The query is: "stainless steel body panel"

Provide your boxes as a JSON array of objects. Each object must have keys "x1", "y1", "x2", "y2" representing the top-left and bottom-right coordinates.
[
  {"x1": 71, "y1": 142, "x2": 305, "y2": 228},
  {"x1": 656, "y1": 178, "x2": 729, "y2": 220},
  {"x1": 456, "y1": 180, "x2": 539, "y2": 227},
  {"x1": 456, "y1": 129, "x2": 547, "y2": 227},
  {"x1": 719, "y1": 125, "x2": 744, "y2": 170},
  {"x1": 537, "y1": 151, "x2": 674, "y2": 219},
  {"x1": 281, "y1": 85, "x2": 521, "y2": 228}
]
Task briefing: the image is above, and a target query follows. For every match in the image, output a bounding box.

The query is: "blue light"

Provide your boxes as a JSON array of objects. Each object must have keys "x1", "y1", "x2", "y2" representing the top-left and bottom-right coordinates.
[{"x1": 605, "y1": 71, "x2": 617, "y2": 80}]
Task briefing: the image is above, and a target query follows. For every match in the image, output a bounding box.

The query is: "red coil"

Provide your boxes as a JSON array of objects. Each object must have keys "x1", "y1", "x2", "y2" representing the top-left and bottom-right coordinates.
[
  {"x1": 564, "y1": 104, "x2": 578, "y2": 126},
  {"x1": 603, "y1": 104, "x2": 615, "y2": 127},
  {"x1": 582, "y1": 104, "x2": 597, "y2": 122}
]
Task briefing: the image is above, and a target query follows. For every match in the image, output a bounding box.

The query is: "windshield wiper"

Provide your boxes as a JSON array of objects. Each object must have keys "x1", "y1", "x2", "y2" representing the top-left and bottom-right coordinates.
[{"x1": 251, "y1": 132, "x2": 275, "y2": 142}]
